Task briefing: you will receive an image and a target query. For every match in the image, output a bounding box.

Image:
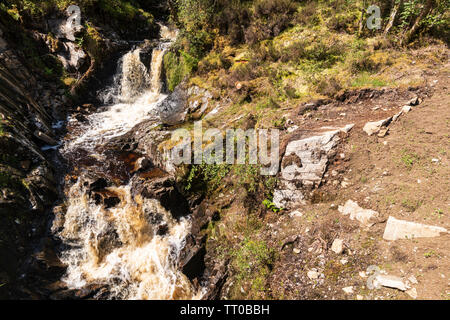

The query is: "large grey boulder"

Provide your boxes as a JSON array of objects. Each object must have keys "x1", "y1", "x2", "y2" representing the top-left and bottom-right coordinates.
[
  {"x1": 155, "y1": 85, "x2": 188, "y2": 125},
  {"x1": 273, "y1": 124, "x2": 354, "y2": 209}
]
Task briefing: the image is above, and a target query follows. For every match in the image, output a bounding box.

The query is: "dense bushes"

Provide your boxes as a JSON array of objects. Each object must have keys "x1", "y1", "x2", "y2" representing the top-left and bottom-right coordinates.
[
  {"x1": 163, "y1": 50, "x2": 198, "y2": 91},
  {"x1": 0, "y1": 0, "x2": 159, "y2": 39},
  {"x1": 174, "y1": 0, "x2": 300, "y2": 58},
  {"x1": 244, "y1": 0, "x2": 298, "y2": 44}
]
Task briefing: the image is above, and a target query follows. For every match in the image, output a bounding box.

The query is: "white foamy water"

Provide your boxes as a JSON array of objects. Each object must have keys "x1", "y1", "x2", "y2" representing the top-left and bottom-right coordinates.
[
  {"x1": 59, "y1": 182, "x2": 199, "y2": 300},
  {"x1": 57, "y1": 26, "x2": 202, "y2": 300},
  {"x1": 65, "y1": 44, "x2": 169, "y2": 151}
]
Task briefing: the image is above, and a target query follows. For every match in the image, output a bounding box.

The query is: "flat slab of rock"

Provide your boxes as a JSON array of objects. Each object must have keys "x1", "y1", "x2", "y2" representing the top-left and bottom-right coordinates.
[
  {"x1": 374, "y1": 275, "x2": 408, "y2": 291},
  {"x1": 338, "y1": 200, "x2": 379, "y2": 227},
  {"x1": 363, "y1": 117, "x2": 392, "y2": 136},
  {"x1": 383, "y1": 216, "x2": 448, "y2": 240}
]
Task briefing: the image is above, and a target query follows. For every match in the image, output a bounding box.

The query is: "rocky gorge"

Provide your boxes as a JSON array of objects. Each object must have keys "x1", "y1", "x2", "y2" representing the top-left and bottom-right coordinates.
[{"x1": 0, "y1": 1, "x2": 449, "y2": 301}]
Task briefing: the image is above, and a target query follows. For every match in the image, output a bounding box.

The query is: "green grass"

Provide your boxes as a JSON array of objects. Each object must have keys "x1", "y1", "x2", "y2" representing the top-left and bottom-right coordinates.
[
  {"x1": 351, "y1": 73, "x2": 390, "y2": 88},
  {"x1": 231, "y1": 237, "x2": 276, "y2": 298},
  {"x1": 400, "y1": 149, "x2": 420, "y2": 169}
]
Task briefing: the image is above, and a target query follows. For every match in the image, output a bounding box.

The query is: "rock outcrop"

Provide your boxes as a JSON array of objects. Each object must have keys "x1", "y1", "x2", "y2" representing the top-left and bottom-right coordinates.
[
  {"x1": 0, "y1": 40, "x2": 58, "y2": 298},
  {"x1": 273, "y1": 124, "x2": 354, "y2": 209}
]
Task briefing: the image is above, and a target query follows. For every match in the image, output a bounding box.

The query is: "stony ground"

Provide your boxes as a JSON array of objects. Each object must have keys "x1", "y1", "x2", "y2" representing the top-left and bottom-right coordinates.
[
  {"x1": 202, "y1": 59, "x2": 449, "y2": 300},
  {"x1": 266, "y1": 64, "x2": 449, "y2": 300}
]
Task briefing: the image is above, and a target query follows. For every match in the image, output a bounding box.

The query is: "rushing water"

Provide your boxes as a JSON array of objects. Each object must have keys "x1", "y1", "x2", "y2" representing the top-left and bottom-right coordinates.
[{"x1": 56, "y1": 26, "x2": 201, "y2": 300}]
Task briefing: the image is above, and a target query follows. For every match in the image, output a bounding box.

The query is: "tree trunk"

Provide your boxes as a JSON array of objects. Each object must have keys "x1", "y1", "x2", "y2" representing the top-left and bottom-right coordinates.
[
  {"x1": 384, "y1": 0, "x2": 403, "y2": 36},
  {"x1": 358, "y1": 0, "x2": 367, "y2": 35},
  {"x1": 402, "y1": 0, "x2": 435, "y2": 44}
]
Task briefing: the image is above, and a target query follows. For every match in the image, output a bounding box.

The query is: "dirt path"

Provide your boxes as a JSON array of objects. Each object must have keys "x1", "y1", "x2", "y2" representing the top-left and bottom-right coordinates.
[{"x1": 262, "y1": 64, "x2": 449, "y2": 300}]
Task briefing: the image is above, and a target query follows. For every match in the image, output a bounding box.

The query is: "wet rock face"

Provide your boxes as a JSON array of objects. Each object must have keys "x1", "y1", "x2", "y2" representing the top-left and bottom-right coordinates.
[
  {"x1": 156, "y1": 84, "x2": 188, "y2": 125},
  {"x1": 133, "y1": 170, "x2": 191, "y2": 220},
  {"x1": 0, "y1": 45, "x2": 58, "y2": 298}
]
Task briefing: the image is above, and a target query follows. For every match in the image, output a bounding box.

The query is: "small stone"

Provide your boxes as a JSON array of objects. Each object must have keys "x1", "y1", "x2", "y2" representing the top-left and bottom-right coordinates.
[
  {"x1": 359, "y1": 271, "x2": 367, "y2": 278},
  {"x1": 341, "y1": 181, "x2": 351, "y2": 188},
  {"x1": 406, "y1": 287, "x2": 417, "y2": 299},
  {"x1": 408, "y1": 275, "x2": 418, "y2": 285},
  {"x1": 307, "y1": 270, "x2": 319, "y2": 280},
  {"x1": 340, "y1": 258, "x2": 348, "y2": 265},
  {"x1": 357, "y1": 295, "x2": 363, "y2": 300},
  {"x1": 293, "y1": 248, "x2": 301, "y2": 254},
  {"x1": 331, "y1": 239, "x2": 344, "y2": 254},
  {"x1": 408, "y1": 97, "x2": 420, "y2": 106},
  {"x1": 342, "y1": 286, "x2": 354, "y2": 294},
  {"x1": 402, "y1": 105, "x2": 412, "y2": 113},
  {"x1": 289, "y1": 210, "x2": 303, "y2": 218},
  {"x1": 363, "y1": 117, "x2": 392, "y2": 136},
  {"x1": 378, "y1": 128, "x2": 389, "y2": 137},
  {"x1": 339, "y1": 200, "x2": 379, "y2": 227},
  {"x1": 431, "y1": 158, "x2": 439, "y2": 163}
]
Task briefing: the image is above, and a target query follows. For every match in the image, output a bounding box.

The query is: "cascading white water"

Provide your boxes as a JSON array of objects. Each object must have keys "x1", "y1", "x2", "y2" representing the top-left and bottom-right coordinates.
[
  {"x1": 59, "y1": 181, "x2": 198, "y2": 300},
  {"x1": 65, "y1": 25, "x2": 178, "y2": 151},
  {"x1": 65, "y1": 48, "x2": 168, "y2": 150},
  {"x1": 57, "y1": 26, "x2": 200, "y2": 300}
]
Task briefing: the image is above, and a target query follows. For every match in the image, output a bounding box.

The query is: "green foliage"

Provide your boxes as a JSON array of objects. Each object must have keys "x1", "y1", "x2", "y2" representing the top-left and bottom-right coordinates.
[
  {"x1": 262, "y1": 198, "x2": 283, "y2": 213},
  {"x1": 233, "y1": 164, "x2": 261, "y2": 193},
  {"x1": 231, "y1": 237, "x2": 276, "y2": 298},
  {"x1": 400, "y1": 0, "x2": 423, "y2": 28},
  {"x1": 0, "y1": 0, "x2": 157, "y2": 38},
  {"x1": 399, "y1": 0, "x2": 449, "y2": 42},
  {"x1": 163, "y1": 50, "x2": 198, "y2": 91},
  {"x1": 184, "y1": 162, "x2": 231, "y2": 193},
  {"x1": 350, "y1": 72, "x2": 389, "y2": 88},
  {"x1": 272, "y1": 116, "x2": 286, "y2": 129},
  {"x1": 244, "y1": 0, "x2": 298, "y2": 44},
  {"x1": 400, "y1": 149, "x2": 420, "y2": 169}
]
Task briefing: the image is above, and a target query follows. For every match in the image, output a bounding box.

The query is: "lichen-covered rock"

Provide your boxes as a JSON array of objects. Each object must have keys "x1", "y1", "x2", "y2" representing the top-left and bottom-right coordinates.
[{"x1": 273, "y1": 124, "x2": 354, "y2": 209}]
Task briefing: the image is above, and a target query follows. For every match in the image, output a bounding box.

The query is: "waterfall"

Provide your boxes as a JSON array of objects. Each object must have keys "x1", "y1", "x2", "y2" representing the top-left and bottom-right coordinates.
[
  {"x1": 59, "y1": 182, "x2": 197, "y2": 300},
  {"x1": 149, "y1": 48, "x2": 165, "y2": 94},
  {"x1": 57, "y1": 26, "x2": 201, "y2": 300},
  {"x1": 64, "y1": 46, "x2": 168, "y2": 150}
]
